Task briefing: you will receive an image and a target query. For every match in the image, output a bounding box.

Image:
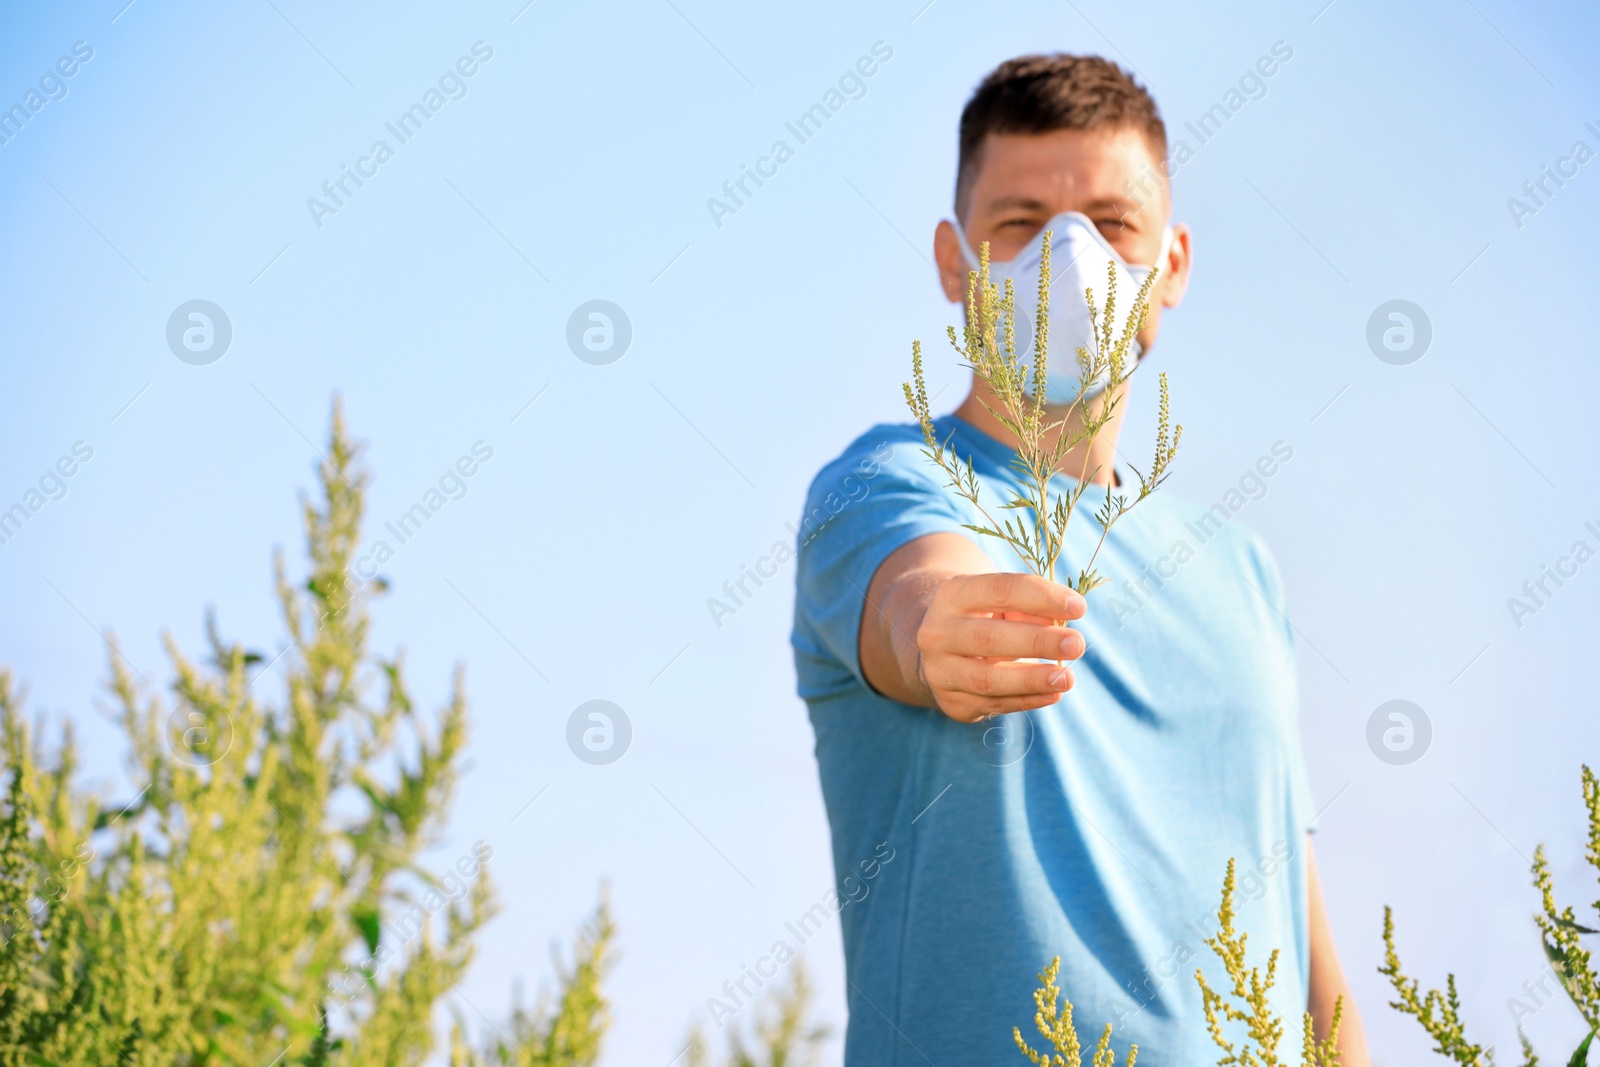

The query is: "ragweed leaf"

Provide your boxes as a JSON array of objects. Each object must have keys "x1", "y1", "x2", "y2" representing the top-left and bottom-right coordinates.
[{"x1": 1565, "y1": 1029, "x2": 1593, "y2": 1067}]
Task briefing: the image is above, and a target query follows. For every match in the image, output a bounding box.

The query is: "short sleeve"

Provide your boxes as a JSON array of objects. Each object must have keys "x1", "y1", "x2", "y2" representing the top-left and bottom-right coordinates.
[{"x1": 792, "y1": 427, "x2": 970, "y2": 697}]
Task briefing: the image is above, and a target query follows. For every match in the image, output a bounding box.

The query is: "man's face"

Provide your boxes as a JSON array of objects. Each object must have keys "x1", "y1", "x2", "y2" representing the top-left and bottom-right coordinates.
[{"x1": 933, "y1": 125, "x2": 1191, "y2": 348}]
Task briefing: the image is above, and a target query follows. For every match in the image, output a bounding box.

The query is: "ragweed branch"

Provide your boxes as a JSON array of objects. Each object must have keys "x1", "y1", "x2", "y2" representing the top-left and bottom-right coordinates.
[
  {"x1": 1195, "y1": 859, "x2": 1344, "y2": 1067},
  {"x1": 1380, "y1": 765, "x2": 1600, "y2": 1067},
  {"x1": 903, "y1": 233, "x2": 1181, "y2": 595},
  {"x1": 1014, "y1": 956, "x2": 1138, "y2": 1067},
  {"x1": 1377, "y1": 909, "x2": 1488, "y2": 1067}
]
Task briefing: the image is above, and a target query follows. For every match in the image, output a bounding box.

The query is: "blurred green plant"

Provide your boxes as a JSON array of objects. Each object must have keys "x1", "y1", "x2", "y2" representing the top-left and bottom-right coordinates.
[
  {"x1": 0, "y1": 402, "x2": 610, "y2": 1066},
  {"x1": 449, "y1": 900, "x2": 614, "y2": 1067},
  {"x1": 683, "y1": 958, "x2": 829, "y2": 1067},
  {"x1": 1380, "y1": 765, "x2": 1600, "y2": 1067},
  {"x1": 903, "y1": 234, "x2": 1180, "y2": 595}
]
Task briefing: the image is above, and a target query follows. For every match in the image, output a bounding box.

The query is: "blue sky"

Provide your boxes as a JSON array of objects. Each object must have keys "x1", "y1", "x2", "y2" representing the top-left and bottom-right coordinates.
[{"x1": 2, "y1": 0, "x2": 1599, "y2": 1063}]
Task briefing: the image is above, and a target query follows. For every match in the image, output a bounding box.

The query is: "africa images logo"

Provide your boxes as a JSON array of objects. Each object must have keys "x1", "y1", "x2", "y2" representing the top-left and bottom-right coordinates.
[
  {"x1": 166, "y1": 300, "x2": 233, "y2": 365},
  {"x1": 566, "y1": 700, "x2": 632, "y2": 765},
  {"x1": 566, "y1": 300, "x2": 632, "y2": 365}
]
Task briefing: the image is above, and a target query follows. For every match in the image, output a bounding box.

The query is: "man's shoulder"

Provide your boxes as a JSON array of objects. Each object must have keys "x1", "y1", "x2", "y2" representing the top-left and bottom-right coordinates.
[
  {"x1": 802, "y1": 420, "x2": 934, "y2": 499},
  {"x1": 793, "y1": 419, "x2": 973, "y2": 562},
  {"x1": 821, "y1": 420, "x2": 928, "y2": 465}
]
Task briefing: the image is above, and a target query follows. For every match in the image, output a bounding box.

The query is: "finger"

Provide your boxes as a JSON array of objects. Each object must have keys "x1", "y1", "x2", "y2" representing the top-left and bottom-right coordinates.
[
  {"x1": 947, "y1": 691, "x2": 1068, "y2": 722},
  {"x1": 938, "y1": 656, "x2": 1076, "y2": 699},
  {"x1": 948, "y1": 571, "x2": 1085, "y2": 622},
  {"x1": 936, "y1": 616, "x2": 1085, "y2": 662},
  {"x1": 993, "y1": 610, "x2": 1062, "y2": 626}
]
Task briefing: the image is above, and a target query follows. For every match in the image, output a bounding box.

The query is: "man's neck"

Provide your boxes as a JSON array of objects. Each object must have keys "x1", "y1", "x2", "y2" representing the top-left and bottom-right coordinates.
[{"x1": 952, "y1": 382, "x2": 1127, "y2": 488}]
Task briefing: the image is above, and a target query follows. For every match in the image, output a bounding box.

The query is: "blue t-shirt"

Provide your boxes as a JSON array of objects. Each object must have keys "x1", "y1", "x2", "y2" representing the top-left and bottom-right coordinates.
[{"x1": 790, "y1": 414, "x2": 1316, "y2": 1067}]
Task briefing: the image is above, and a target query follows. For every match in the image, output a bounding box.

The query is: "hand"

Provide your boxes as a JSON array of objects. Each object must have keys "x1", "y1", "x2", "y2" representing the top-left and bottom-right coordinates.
[{"x1": 913, "y1": 571, "x2": 1086, "y2": 723}]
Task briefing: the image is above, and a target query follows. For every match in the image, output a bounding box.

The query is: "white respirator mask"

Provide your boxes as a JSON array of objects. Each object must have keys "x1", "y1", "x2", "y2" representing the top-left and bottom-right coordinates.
[{"x1": 952, "y1": 211, "x2": 1173, "y2": 404}]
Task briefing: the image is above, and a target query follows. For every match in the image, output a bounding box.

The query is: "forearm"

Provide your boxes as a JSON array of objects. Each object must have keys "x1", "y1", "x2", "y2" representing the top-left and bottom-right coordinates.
[
  {"x1": 860, "y1": 565, "x2": 945, "y2": 706},
  {"x1": 1306, "y1": 839, "x2": 1371, "y2": 1065},
  {"x1": 1309, "y1": 953, "x2": 1368, "y2": 1063},
  {"x1": 858, "y1": 531, "x2": 996, "y2": 707}
]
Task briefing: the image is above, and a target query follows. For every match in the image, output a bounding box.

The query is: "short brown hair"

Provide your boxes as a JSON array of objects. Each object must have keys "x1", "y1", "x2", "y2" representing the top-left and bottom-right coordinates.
[{"x1": 955, "y1": 54, "x2": 1167, "y2": 220}]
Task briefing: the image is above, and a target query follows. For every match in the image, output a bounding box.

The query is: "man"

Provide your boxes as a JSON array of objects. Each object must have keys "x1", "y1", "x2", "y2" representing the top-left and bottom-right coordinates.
[{"x1": 791, "y1": 55, "x2": 1370, "y2": 1065}]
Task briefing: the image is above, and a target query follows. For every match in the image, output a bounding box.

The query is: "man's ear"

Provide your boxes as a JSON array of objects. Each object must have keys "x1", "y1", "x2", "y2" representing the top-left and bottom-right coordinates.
[
  {"x1": 933, "y1": 220, "x2": 968, "y2": 304},
  {"x1": 1159, "y1": 223, "x2": 1193, "y2": 310}
]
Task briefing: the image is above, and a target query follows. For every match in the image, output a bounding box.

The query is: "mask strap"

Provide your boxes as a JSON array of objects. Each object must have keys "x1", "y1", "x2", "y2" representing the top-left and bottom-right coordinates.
[
  {"x1": 1146, "y1": 226, "x2": 1175, "y2": 275},
  {"x1": 1124, "y1": 227, "x2": 1173, "y2": 367},
  {"x1": 950, "y1": 219, "x2": 982, "y2": 271}
]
